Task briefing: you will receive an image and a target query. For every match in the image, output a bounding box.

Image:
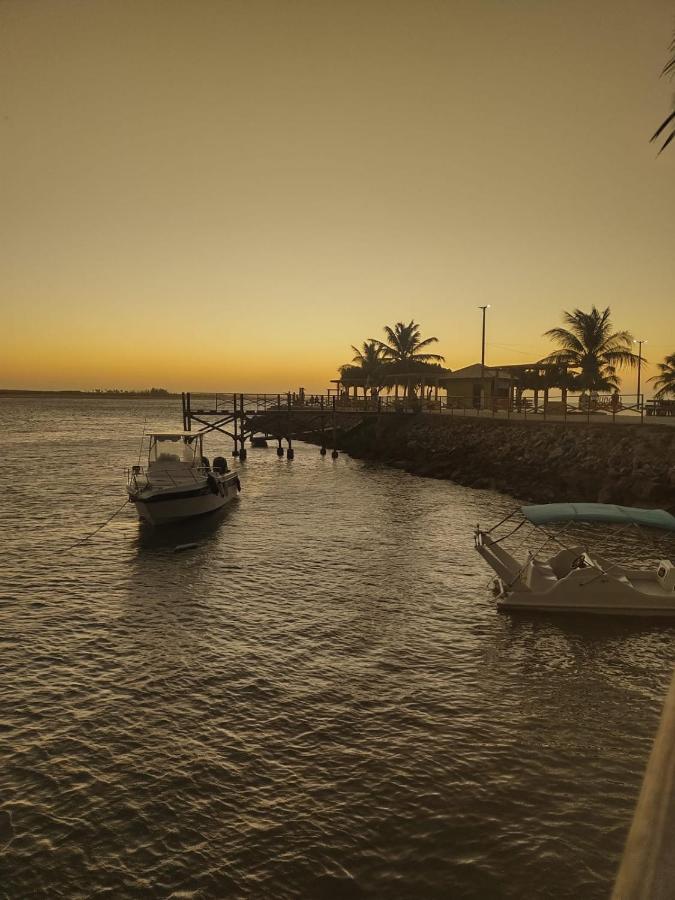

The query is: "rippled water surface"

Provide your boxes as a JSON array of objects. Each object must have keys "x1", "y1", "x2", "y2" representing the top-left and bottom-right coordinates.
[{"x1": 2, "y1": 397, "x2": 675, "y2": 898}]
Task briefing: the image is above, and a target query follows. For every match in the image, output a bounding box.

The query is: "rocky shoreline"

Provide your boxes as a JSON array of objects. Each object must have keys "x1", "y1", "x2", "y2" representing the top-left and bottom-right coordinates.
[{"x1": 319, "y1": 414, "x2": 675, "y2": 510}]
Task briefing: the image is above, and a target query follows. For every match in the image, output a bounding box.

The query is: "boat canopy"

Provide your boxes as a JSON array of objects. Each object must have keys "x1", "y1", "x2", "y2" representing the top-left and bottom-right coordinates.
[
  {"x1": 521, "y1": 503, "x2": 675, "y2": 532},
  {"x1": 147, "y1": 431, "x2": 203, "y2": 465}
]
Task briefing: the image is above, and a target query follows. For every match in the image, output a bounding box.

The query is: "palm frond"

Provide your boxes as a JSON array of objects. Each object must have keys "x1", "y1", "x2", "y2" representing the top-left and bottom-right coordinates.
[
  {"x1": 413, "y1": 336, "x2": 440, "y2": 350},
  {"x1": 657, "y1": 128, "x2": 675, "y2": 154},
  {"x1": 653, "y1": 108, "x2": 675, "y2": 140},
  {"x1": 544, "y1": 306, "x2": 635, "y2": 391},
  {"x1": 649, "y1": 352, "x2": 675, "y2": 398},
  {"x1": 412, "y1": 352, "x2": 445, "y2": 363},
  {"x1": 543, "y1": 328, "x2": 585, "y2": 355}
]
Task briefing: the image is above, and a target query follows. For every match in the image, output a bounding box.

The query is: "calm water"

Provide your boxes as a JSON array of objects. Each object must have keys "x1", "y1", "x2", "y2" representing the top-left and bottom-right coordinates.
[{"x1": 1, "y1": 397, "x2": 674, "y2": 899}]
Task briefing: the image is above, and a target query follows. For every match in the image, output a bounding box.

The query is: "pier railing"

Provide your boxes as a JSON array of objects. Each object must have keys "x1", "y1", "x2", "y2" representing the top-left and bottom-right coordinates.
[{"x1": 182, "y1": 391, "x2": 670, "y2": 425}]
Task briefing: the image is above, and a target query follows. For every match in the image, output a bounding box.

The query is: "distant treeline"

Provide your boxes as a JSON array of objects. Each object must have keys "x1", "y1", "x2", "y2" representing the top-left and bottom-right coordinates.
[
  {"x1": 91, "y1": 388, "x2": 172, "y2": 396},
  {"x1": 0, "y1": 387, "x2": 178, "y2": 398}
]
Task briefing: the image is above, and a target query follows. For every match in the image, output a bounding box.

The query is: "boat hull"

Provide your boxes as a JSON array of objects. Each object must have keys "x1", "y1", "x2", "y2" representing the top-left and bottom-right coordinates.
[
  {"x1": 497, "y1": 598, "x2": 675, "y2": 617},
  {"x1": 494, "y1": 575, "x2": 675, "y2": 617},
  {"x1": 130, "y1": 475, "x2": 240, "y2": 525}
]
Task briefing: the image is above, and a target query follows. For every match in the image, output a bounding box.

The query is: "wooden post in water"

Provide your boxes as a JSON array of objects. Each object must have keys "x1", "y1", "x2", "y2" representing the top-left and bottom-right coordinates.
[
  {"x1": 186, "y1": 393, "x2": 192, "y2": 431},
  {"x1": 232, "y1": 392, "x2": 239, "y2": 456},
  {"x1": 238, "y1": 394, "x2": 247, "y2": 460},
  {"x1": 320, "y1": 395, "x2": 327, "y2": 454},
  {"x1": 276, "y1": 394, "x2": 284, "y2": 456},
  {"x1": 286, "y1": 392, "x2": 294, "y2": 459},
  {"x1": 331, "y1": 396, "x2": 338, "y2": 458}
]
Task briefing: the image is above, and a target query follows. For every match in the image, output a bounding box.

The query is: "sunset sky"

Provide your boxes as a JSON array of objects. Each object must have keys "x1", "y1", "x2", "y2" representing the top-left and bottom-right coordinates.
[{"x1": 2, "y1": 0, "x2": 674, "y2": 393}]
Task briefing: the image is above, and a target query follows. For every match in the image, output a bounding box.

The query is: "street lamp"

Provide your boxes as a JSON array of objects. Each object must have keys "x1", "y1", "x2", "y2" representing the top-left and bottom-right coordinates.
[
  {"x1": 478, "y1": 305, "x2": 490, "y2": 409},
  {"x1": 633, "y1": 339, "x2": 647, "y2": 421},
  {"x1": 478, "y1": 305, "x2": 491, "y2": 375}
]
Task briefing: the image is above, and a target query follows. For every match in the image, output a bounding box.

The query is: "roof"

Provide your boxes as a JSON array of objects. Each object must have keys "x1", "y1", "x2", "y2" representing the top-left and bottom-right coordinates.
[
  {"x1": 442, "y1": 363, "x2": 515, "y2": 380},
  {"x1": 502, "y1": 362, "x2": 563, "y2": 371},
  {"x1": 521, "y1": 503, "x2": 675, "y2": 532}
]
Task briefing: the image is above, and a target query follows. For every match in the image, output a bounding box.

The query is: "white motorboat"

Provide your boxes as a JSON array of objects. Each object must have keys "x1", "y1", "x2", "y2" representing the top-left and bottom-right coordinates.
[
  {"x1": 127, "y1": 431, "x2": 240, "y2": 525},
  {"x1": 475, "y1": 503, "x2": 675, "y2": 616}
]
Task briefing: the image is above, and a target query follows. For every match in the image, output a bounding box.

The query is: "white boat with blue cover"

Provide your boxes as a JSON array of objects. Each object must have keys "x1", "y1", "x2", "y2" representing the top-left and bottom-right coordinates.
[
  {"x1": 127, "y1": 431, "x2": 240, "y2": 525},
  {"x1": 475, "y1": 503, "x2": 675, "y2": 616}
]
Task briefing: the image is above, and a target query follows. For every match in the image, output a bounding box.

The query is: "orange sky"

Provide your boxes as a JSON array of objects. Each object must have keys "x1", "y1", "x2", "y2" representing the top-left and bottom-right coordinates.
[{"x1": 1, "y1": 0, "x2": 674, "y2": 393}]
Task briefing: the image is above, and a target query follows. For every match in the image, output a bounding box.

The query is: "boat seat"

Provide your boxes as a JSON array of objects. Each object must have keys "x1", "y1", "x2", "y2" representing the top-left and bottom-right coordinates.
[
  {"x1": 548, "y1": 547, "x2": 585, "y2": 579},
  {"x1": 525, "y1": 559, "x2": 558, "y2": 591}
]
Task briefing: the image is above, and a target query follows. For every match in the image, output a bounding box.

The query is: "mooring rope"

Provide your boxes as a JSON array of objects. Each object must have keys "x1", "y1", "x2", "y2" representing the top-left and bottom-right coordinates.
[{"x1": 64, "y1": 497, "x2": 131, "y2": 553}]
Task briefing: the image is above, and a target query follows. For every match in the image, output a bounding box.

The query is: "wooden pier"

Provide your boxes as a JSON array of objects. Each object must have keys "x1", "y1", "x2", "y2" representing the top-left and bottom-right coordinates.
[
  {"x1": 181, "y1": 390, "x2": 674, "y2": 460},
  {"x1": 181, "y1": 392, "x2": 362, "y2": 459}
]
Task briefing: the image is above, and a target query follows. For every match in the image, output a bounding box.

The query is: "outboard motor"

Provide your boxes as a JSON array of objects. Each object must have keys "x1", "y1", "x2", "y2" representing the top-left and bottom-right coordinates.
[
  {"x1": 201, "y1": 456, "x2": 211, "y2": 470},
  {"x1": 212, "y1": 456, "x2": 228, "y2": 474}
]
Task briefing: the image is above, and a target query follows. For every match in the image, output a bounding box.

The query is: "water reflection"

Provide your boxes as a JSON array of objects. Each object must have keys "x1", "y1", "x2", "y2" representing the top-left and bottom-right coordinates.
[
  {"x1": 134, "y1": 503, "x2": 237, "y2": 552},
  {"x1": 3, "y1": 397, "x2": 675, "y2": 899}
]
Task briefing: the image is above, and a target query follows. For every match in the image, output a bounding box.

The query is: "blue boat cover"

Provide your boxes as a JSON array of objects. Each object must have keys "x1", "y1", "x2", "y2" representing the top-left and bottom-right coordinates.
[{"x1": 521, "y1": 503, "x2": 675, "y2": 532}]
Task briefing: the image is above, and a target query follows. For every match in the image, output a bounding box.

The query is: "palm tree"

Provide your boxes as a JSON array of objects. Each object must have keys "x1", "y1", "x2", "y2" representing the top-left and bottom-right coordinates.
[
  {"x1": 650, "y1": 352, "x2": 675, "y2": 399},
  {"x1": 542, "y1": 306, "x2": 638, "y2": 392},
  {"x1": 371, "y1": 320, "x2": 445, "y2": 398},
  {"x1": 652, "y1": 38, "x2": 675, "y2": 153},
  {"x1": 346, "y1": 340, "x2": 387, "y2": 399}
]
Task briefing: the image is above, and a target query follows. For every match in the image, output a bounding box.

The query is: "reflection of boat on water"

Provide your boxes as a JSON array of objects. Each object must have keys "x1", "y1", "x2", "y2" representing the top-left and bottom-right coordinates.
[
  {"x1": 127, "y1": 431, "x2": 240, "y2": 525},
  {"x1": 136, "y1": 504, "x2": 231, "y2": 551},
  {"x1": 475, "y1": 503, "x2": 675, "y2": 616}
]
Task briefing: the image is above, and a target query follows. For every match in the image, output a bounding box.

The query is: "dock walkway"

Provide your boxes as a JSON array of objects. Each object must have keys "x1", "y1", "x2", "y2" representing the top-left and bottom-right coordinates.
[{"x1": 181, "y1": 392, "x2": 675, "y2": 460}]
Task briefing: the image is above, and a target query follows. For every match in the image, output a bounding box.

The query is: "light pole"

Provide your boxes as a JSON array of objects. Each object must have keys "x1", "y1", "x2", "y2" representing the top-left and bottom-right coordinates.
[
  {"x1": 633, "y1": 339, "x2": 647, "y2": 422},
  {"x1": 478, "y1": 305, "x2": 490, "y2": 409}
]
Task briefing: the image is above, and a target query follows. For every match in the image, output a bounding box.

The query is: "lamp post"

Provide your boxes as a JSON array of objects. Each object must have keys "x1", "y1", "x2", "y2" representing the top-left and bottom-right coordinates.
[
  {"x1": 478, "y1": 305, "x2": 490, "y2": 410},
  {"x1": 633, "y1": 339, "x2": 647, "y2": 422}
]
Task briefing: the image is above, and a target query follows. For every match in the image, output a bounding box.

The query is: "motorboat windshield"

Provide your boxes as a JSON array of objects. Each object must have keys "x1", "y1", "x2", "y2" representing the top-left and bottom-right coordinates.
[{"x1": 147, "y1": 432, "x2": 203, "y2": 467}]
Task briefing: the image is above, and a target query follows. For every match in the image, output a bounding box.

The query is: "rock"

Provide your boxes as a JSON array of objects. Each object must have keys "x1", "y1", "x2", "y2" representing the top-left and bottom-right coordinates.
[{"x1": 323, "y1": 414, "x2": 675, "y2": 506}]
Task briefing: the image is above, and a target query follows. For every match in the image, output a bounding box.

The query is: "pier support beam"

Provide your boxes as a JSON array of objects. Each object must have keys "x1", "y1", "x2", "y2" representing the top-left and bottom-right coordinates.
[
  {"x1": 286, "y1": 392, "x2": 294, "y2": 459},
  {"x1": 320, "y1": 395, "x2": 327, "y2": 454},
  {"x1": 238, "y1": 395, "x2": 247, "y2": 460},
  {"x1": 232, "y1": 392, "x2": 239, "y2": 456},
  {"x1": 331, "y1": 396, "x2": 338, "y2": 457},
  {"x1": 276, "y1": 394, "x2": 284, "y2": 455}
]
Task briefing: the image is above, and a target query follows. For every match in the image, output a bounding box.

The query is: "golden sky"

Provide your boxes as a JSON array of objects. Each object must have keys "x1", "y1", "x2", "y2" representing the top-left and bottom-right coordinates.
[{"x1": 2, "y1": 0, "x2": 674, "y2": 392}]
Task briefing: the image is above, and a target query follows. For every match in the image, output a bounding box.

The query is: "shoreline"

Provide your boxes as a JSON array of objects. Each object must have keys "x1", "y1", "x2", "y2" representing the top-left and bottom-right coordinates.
[{"x1": 0, "y1": 390, "x2": 179, "y2": 399}]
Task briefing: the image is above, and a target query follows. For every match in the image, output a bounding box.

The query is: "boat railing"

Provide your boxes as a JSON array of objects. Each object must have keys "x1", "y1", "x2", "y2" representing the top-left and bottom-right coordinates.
[{"x1": 127, "y1": 464, "x2": 211, "y2": 490}]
